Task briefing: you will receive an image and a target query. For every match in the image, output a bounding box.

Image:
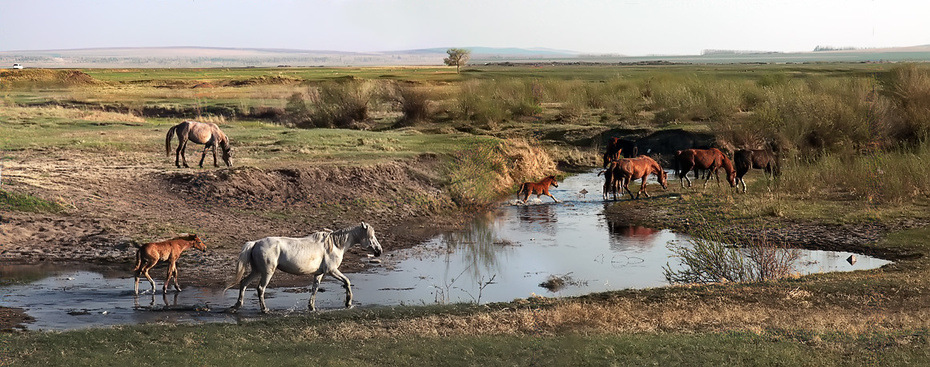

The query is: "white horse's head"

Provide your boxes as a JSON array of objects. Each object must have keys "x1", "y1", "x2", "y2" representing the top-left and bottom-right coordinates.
[{"x1": 361, "y1": 222, "x2": 383, "y2": 257}]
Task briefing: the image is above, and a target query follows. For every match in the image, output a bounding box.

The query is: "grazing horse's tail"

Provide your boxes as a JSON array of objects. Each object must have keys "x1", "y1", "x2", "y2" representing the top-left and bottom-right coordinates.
[
  {"x1": 165, "y1": 124, "x2": 178, "y2": 156},
  {"x1": 224, "y1": 240, "x2": 257, "y2": 292}
]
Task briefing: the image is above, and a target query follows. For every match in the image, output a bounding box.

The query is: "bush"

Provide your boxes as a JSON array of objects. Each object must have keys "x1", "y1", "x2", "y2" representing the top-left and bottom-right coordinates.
[
  {"x1": 883, "y1": 64, "x2": 930, "y2": 144},
  {"x1": 391, "y1": 83, "x2": 434, "y2": 124},
  {"x1": 308, "y1": 80, "x2": 374, "y2": 128},
  {"x1": 664, "y1": 224, "x2": 800, "y2": 284}
]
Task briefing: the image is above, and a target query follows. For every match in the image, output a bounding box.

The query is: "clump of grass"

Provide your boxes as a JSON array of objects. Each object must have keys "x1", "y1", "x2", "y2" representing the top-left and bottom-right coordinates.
[
  {"x1": 308, "y1": 80, "x2": 375, "y2": 128},
  {"x1": 664, "y1": 222, "x2": 800, "y2": 284},
  {"x1": 442, "y1": 139, "x2": 509, "y2": 206},
  {"x1": 390, "y1": 83, "x2": 434, "y2": 124},
  {"x1": 454, "y1": 80, "x2": 507, "y2": 128},
  {"x1": 777, "y1": 142, "x2": 930, "y2": 204},
  {"x1": 0, "y1": 189, "x2": 65, "y2": 213}
]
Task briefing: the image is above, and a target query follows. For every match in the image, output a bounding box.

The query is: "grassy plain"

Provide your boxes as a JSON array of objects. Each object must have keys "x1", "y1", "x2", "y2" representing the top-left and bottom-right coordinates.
[{"x1": 3, "y1": 63, "x2": 930, "y2": 365}]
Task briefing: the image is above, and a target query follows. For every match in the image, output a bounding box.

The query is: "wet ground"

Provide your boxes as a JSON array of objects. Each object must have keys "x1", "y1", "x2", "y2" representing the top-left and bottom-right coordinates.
[{"x1": 0, "y1": 170, "x2": 891, "y2": 330}]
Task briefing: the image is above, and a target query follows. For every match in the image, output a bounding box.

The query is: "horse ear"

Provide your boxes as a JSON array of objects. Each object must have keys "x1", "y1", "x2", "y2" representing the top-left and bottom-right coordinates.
[{"x1": 361, "y1": 222, "x2": 369, "y2": 228}]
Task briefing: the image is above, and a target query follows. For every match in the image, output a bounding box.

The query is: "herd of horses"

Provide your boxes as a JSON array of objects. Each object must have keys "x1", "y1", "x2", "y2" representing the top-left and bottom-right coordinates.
[
  {"x1": 156, "y1": 121, "x2": 778, "y2": 312},
  {"x1": 518, "y1": 136, "x2": 780, "y2": 203}
]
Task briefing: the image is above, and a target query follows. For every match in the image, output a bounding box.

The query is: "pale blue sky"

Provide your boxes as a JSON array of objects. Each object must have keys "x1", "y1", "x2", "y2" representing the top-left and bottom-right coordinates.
[{"x1": 1, "y1": 0, "x2": 928, "y2": 55}]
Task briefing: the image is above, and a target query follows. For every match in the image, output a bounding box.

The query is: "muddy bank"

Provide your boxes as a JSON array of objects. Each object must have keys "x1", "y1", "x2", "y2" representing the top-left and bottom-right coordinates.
[{"x1": 601, "y1": 194, "x2": 926, "y2": 263}]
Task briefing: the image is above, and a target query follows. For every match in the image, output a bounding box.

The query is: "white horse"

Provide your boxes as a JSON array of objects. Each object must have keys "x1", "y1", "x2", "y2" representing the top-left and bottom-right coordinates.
[{"x1": 226, "y1": 222, "x2": 383, "y2": 313}]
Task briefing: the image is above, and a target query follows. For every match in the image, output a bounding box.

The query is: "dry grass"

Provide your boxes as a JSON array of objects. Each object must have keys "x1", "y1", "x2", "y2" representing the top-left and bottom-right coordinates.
[
  {"x1": 0, "y1": 105, "x2": 146, "y2": 123},
  {"x1": 282, "y1": 285, "x2": 930, "y2": 341}
]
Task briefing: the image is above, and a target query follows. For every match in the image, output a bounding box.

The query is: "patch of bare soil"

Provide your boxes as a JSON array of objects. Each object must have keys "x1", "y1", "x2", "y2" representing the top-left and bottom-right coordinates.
[
  {"x1": 0, "y1": 307, "x2": 34, "y2": 332},
  {"x1": 0, "y1": 150, "x2": 477, "y2": 329}
]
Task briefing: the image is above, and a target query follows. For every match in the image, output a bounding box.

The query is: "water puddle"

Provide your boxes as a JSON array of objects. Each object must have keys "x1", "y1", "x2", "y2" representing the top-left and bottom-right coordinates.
[{"x1": 0, "y1": 169, "x2": 891, "y2": 330}]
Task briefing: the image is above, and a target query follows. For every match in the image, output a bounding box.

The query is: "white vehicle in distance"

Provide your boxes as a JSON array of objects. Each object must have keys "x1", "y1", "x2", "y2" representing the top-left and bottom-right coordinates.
[{"x1": 12, "y1": 63, "x2": 24, "y2": 69}]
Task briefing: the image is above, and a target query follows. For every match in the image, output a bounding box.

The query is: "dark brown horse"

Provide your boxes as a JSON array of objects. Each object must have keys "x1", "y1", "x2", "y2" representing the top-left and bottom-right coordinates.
[
  {"x1": 165, "y1": 120, "x2": 232, "y2": 168},
  {"x1": 133, "y1": 234, "x2": 207, "y2": 295},
  {"x1": 517, "y1": 175, "x2": 560, "y2": 203},
  {"x1": 611, "y1": 155, "x2": 668, "y2": 200},
  {"x1": 674, "y1": 148, "x2": 736, "y2": 189},
  {"x1": 734, "y1": 149, "x2": 780, "y2": 193},
  {"x1": 602, "y1": 137, "x2": 638, "y2": 168}
]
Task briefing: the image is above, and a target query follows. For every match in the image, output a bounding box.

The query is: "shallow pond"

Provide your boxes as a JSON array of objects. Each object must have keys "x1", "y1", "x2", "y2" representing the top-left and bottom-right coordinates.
[{"x1": 0, "y1": 169, "x2": 891, "y2": 330}]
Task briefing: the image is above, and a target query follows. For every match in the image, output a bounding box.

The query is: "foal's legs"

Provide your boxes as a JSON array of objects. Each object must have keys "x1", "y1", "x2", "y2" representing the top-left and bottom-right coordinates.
[
  {"x1": 137, "y1": 260, "x2": 158, "y2": 295},
  {"x1": 329, "y1": 269, "x2": 354, "y2": 309},
  {"x1": 164, "y1": 259, "x2": 182, "y2": 293}
]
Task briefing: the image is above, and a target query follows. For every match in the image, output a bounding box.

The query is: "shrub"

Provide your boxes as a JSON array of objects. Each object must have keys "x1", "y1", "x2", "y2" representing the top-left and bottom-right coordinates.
[
  {"x1": 308, "y1": 80, "x2": 374, "y2": 128},
  {"x1": 391, "y1": 83, "x2": 434, "y2": 124},
  {"x1": 883, "y1": 64, "x2": 930, "y2": 144},
  {"x1": 664, "y1": 224, "x2": 800, "y2": 284}
]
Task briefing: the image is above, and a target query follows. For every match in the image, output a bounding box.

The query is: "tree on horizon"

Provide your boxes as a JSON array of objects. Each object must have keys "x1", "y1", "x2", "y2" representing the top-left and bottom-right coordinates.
[{"x1": 443, "y1": 48, "x2": 471, "y2": 73}]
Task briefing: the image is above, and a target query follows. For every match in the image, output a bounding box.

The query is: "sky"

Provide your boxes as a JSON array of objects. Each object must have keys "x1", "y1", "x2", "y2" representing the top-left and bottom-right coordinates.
[{"x1": 1, "y1": 0, "x2": 928, "y2": 56}]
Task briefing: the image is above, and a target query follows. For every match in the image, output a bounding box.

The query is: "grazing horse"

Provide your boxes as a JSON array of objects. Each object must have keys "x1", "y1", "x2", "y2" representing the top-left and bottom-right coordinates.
[
  {"x1": 517, "y1": 175, "x2": 560, "y2": 203},
  {"x1": 674, "y1": 148, "x2": 736, "y2": 189},
  {"x1": 133, "y1": 234, "x2": 207, "y2": 295},
  {"x1": 227, "y1": 222, "x2": 383, "y2": 313},
  {"x1": 165, "y1": 120, "x2": 232, "y2": 168},
  {"x1": 734, "y1": 149, "x2": 780, "y2": 193},
  {"x1": 611, "y1": 155, "x2": 669, "y2": 200}
]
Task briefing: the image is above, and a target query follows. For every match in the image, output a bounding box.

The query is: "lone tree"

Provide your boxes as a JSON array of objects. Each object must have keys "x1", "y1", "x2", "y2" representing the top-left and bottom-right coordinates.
[{"x1": 443, "y1": 48, "x2": 471, "y2": 73}]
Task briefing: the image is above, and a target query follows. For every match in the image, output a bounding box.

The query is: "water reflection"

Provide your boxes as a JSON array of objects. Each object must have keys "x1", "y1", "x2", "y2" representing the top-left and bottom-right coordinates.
[
  {"x1": 516, "y1": 203, "x2": 558, "y2": 225},
  {"x1": 437, "y1": 210, "x2": 509, "y2": 282}
]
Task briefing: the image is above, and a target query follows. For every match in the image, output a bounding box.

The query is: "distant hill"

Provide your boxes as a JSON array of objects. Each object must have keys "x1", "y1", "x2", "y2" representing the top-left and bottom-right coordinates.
[{"x1": 1, "y1": 45, "x2": 929, "y2": 68}]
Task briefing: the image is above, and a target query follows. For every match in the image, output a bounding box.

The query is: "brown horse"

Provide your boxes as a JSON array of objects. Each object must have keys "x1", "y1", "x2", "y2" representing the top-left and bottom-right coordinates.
[
  {"x1": 133, "y1": 234, "x2": 207, "y2": 295},
  {"x1": 734, "y1": 149, "x2": 780, "y2": 193},
  {"x1": 611, "y1": 155, "x2": 668, "y2": 200},
  {"x1": 165, "y1": 120, "x2": 232, "y2": 168},
  {"x1": 674, "y1": 148, "x2": 736, "y2": 189},
  {"x1": 517, "y1": 175, "x2": 560, "y2": 203}
]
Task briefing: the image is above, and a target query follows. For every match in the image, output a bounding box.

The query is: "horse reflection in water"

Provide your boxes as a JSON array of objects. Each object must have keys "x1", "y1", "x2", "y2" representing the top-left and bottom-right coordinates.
[{"x1": 603, "y1": 203, "x2": 661, "y2": 252}]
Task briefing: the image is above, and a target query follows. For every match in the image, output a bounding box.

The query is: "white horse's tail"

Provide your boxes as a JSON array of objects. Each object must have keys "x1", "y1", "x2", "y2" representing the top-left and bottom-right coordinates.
[{"x1": 224, "y1": 240, "x2": 257, "y2": 292}]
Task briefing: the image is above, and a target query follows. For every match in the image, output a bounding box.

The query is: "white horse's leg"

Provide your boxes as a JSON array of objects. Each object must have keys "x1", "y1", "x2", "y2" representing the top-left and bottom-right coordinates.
[
  {"x1": 329, "y1": 269, "x2": 354, "y2": 309},
  {"x1": 257, "y1": 271, "x2": 275, "y2": 313},
  {"x1": 308, "y1": 273, "x2": 324, "y2": 311},
  {"x1": 231, "y1": 271, "x2": 261, "y2": 312}
]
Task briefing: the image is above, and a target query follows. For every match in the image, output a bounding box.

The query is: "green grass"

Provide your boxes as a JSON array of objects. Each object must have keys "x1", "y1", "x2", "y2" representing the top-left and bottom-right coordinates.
[
  {"x1": 0, "y1": 189, "x2": 64, "y2": 213},
  {"x1": 4, "y1": 313, "x2": 930, "y2": 366}
]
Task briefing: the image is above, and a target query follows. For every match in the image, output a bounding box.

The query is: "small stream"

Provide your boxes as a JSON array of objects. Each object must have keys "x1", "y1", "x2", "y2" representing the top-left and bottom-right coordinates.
[{"x1": 0, "y1": 169, "x2": 891, "y2": 330}]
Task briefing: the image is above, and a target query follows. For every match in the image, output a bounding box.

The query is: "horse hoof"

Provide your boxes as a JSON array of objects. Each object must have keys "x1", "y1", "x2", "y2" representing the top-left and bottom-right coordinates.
[{"x1": 261, "y1": 309, "x2": 271, "y2": 314}]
